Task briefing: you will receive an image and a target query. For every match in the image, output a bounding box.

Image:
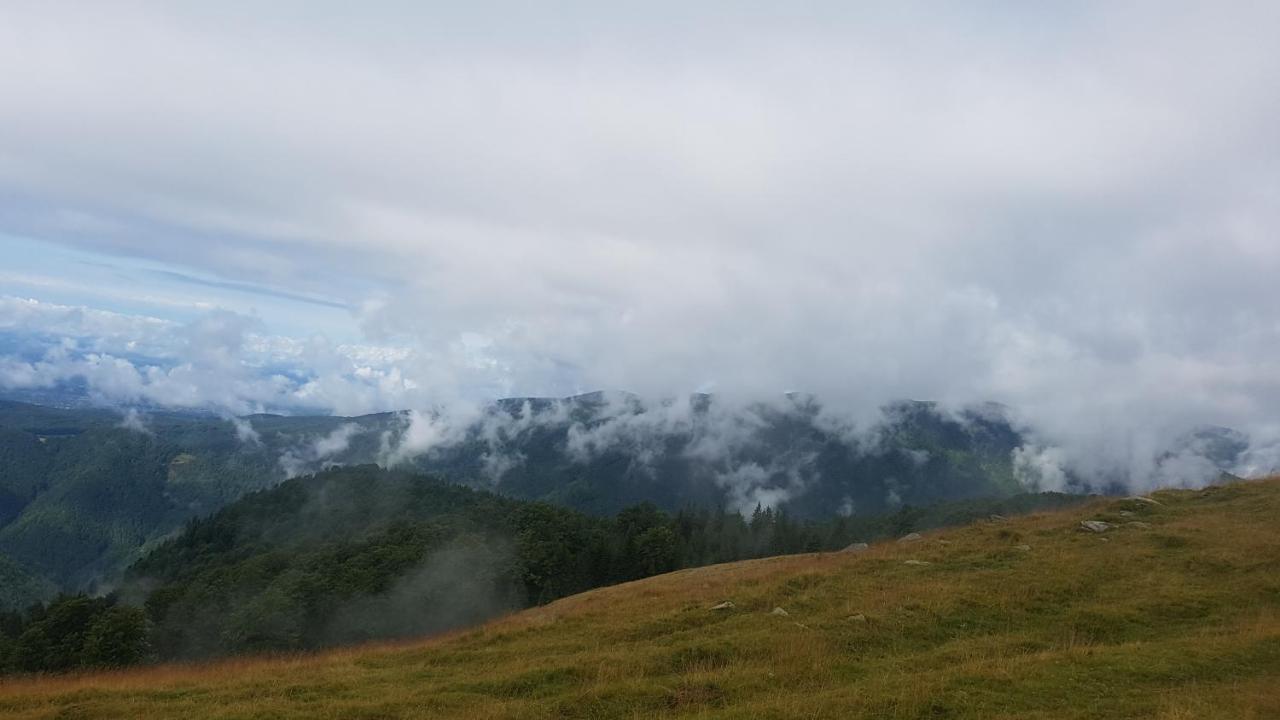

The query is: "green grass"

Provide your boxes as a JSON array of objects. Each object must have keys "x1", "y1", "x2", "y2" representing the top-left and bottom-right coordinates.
[{"x1": 4, "y1": 477, "x2": 1280, "y2": 719}]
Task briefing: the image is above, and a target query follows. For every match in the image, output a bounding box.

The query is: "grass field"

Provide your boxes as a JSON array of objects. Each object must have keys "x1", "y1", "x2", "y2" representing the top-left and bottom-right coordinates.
[{"x1": 3, "y1": 477, "x2": 1279, "y2": 719}]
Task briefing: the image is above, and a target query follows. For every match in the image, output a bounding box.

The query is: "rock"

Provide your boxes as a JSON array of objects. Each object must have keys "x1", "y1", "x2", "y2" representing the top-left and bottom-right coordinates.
[
  {"x1": 1014, "y1": 544, "x2": 1032, "y2": 551},
  {"x1": 898, "y1": 532, "x2": 923, "y2": 543},
  {"x1": 770, "y1": 607, "x2": 790, "y2": 617},
  {"x1": 847, "y1": 613, "x2": 868, "y2": 623},
  {"x1": 842, "y1": 542, "x2": 870, "y2": 553},
  {"x1": 710, "y1": 601, "x2": 735, "y2": 610},
  {"x1": 937, "y1": 540, "x2": 952, "y2": 545},
  {"x1": 903, "y1": 560, "x2": 931, "y2": 566},
  {"x1": 989, "y1": 514, "x2": 1008, "y2": 522},
  {"x1": 1079, "y1": 520, "x2": 1112, "y2": 533},
  {"x1": 1119, "y1": 510, "x2": 1134, "y2": 517},
  {"x1": 1126, "y1": 496, "x2": 1163, "y2": 506},
  {"x1": 1099, "y1": 537, "x2": 1111, "y2": 543},
  {"x1": 1125, "y1": 521, "x2": 1153, "y2": 529}
]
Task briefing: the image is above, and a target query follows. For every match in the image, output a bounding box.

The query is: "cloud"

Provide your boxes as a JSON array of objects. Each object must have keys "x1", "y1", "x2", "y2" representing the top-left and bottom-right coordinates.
[
  {"x1": 117, "y1": 407, "x2": 151, "y2": 435},
  {"x1": 0, "y1": 3, "x2": 1278, "y2": 491},
  {"x1": 379, "y1": 407, "x2": 479, "y2": 468},
  {"x1": 1011, "y1": 444, "x2": 1071, "y2": 493},
  {"x1": 0, "y1": 296, "x2": 424, "y2": 415},
  {"x1": 227, "y1": 415, "x2": 261, "y2": 446},
  {"x1": 280, "y1": 422, "x2": 365, "y2": 478}
]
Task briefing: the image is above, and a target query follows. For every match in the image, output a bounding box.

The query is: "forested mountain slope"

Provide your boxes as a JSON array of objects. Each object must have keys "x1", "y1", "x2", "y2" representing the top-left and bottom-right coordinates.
[
  {"x1": 3, "y1": 476, "x2": 1276, "y2": 719},
  {"x1": 120, "y1": 465, "x2": 1080, "y2": 661},
  {"x1": 0, "y1": 395, "x2": 1043, "y2": 606}
]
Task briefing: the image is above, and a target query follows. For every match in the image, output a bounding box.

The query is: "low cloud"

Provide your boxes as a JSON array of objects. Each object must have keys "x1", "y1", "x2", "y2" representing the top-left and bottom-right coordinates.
[
  {"x1": 226, "y1": 415, "x2": 261, "y2": 446},
  {"x1": 1012, "y1": 444, "x2": 1072, "y2": 493},
  {"x1": 322, "y1": 538, "x2": 522, "y2": 646},
  {"x1": 280, "y1": 423, "x2": 366, "y2": 478},
  {"x1": 116, "y1": 407, "x2": 151, "y2": 435}
]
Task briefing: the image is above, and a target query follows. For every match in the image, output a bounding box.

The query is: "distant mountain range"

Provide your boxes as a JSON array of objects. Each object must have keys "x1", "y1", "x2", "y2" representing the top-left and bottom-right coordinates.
[{"x1": 0, "y1": 394, "x2": 1247, "y2": 609}]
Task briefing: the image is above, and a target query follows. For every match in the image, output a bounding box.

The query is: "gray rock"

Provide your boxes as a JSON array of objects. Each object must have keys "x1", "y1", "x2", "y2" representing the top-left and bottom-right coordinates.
[
  {"x1": 903, "y1": 560, "x2": 931, "y2": 566},
  {"x1": 1126, "y1": 496, "x2": 1163, "y2": 506},
  {"x1": 770, "y1": 606, "x2": 790, "y2": 617},
  {"x1": 842, "y1": 542, "x2": 870, "y2": 553},
  {"x1": 989, "y1": 514, "x2": 1008, "y2": 522},
  {"x1": 1125, "y1": 521, "x2": 1153, "y2": 529},
  {"x1": 710, "y1": 601, "x2": 735, "y2": 610},
  {"x1": 1080, "y1": 520, "x2": 1112, "y2": 533},
  {"x1": 1014, "y1": 544, "x2": 1032, "y2": 551},
  {"x1": 898, "y1": 532, "x2": 923, "y2": 543}
]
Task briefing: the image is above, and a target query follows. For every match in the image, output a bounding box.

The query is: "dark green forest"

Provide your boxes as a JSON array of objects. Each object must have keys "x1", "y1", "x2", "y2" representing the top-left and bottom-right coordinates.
[
  {"x1": 0, "y1": 396, "x2": 1049, "y2": 613},
  {"x1": 1, "y1": 465, "x2": 1083, "y2": 674},
  {"x1": 0, "y1": 595, "x2": 148, "y2": 674}
]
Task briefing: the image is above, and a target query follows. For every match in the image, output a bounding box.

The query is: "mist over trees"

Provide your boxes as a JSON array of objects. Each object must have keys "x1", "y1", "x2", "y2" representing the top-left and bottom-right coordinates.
[
  {"x1": 0, "y1": 395, "x2": 1234, "y2": 675},
  {"x1": 0, "y1": 464, "x2": 1082, "y2": 674},
  {"x1": 0, "y1": 394, "x2": 1251, "y2": 619},
  {"x1": 0, "y1": 395, "x2": 1054, "y2": 608}
]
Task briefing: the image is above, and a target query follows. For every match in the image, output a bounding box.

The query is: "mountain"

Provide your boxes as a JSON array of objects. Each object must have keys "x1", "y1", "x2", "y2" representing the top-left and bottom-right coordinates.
[
  {"x1": 3, "y1": 475, "x2": 1276, "y2": 718},
  {"x1": 400, "y1": 393, "x2": 1030, "y2": 517},
  {"x1": 0, "y1": 395, "x2": 1038, "y2": 606},
  {"x1": 118, "y1": 465, "x2": 1080, "y2": 661},
  {"x1": 0, "y1": 463, "x2": 1081, "y2": 671},
  {"x1": 0, "y1": 402, "x2": 290, "y2": 601}
]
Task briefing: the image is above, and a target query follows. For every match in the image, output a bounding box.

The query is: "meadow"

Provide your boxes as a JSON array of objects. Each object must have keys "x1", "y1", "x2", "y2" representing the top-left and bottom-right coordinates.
[{"x1": 3, "y1": 477, "x2": 1278, "y2": 719}]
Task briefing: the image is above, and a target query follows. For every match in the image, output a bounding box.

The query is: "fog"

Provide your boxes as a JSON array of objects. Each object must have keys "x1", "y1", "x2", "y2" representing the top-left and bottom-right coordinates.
[{"x1": 2, "y1": 2, "x2": 1279, "y2": 493}]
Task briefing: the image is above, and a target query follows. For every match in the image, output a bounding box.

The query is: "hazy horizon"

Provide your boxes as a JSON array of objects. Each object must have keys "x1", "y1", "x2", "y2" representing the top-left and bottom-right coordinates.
[{"x1": 2, "y1": 2, "x2": 1279, "y2": 490}]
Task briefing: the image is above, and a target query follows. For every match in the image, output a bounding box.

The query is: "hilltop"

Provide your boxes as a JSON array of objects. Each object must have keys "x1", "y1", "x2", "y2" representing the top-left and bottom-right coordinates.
[{"x1": 3, "y1": 476, "x2": 1277, "y2": 719}]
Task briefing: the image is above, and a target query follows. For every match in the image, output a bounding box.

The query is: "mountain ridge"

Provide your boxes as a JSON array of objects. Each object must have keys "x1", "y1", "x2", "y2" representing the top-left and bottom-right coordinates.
[{"x1": 0, "y1": 395, "x2": 1041, "y2": 606}]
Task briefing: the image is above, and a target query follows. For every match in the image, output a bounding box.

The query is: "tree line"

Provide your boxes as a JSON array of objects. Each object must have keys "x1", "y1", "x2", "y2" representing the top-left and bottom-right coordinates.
[{"x1": 1, "y1": 466, "x2": 1082, "y2": 674}]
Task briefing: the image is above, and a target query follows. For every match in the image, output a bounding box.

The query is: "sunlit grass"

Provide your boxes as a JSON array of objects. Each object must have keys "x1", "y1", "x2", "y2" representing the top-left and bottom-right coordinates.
[{"x1": 4, "y1": 477, "x2": 1280, "y2": 718}]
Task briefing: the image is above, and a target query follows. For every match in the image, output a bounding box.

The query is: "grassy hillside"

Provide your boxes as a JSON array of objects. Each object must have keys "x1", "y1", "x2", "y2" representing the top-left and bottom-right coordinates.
[
  {"x1": 121, "y1": 466, "x2": 1078, "y2": 662},
  {"x1": 3, "y1": 477, "x2": 1278, "y2": 719}
]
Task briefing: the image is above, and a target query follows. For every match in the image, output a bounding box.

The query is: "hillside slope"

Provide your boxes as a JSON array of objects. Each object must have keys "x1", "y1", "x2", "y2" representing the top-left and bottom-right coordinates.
[
  {"x1": 0, "y1": 396, "x2": 1034, "y2": 606},
  {"x1": 120, "y1": 465, "x2": 1080, "y2": 662},
  {"x1": 3, "y1": 477, "x2": 1278, "y2": 719}
]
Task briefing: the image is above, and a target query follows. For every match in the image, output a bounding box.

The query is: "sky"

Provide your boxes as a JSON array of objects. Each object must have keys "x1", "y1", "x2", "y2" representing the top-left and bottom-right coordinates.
[{"x1": 1, "y1": 2, "x2": 1279, "y2": 485}]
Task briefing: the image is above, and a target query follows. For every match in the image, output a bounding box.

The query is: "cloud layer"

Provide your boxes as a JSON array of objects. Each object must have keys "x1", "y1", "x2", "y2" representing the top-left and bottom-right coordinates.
[{"x1": 2, "y1": 3, "x2": 1279, "y2": 490}]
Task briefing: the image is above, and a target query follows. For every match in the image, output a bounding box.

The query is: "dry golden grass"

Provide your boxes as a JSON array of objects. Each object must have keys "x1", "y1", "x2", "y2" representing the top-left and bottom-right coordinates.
[{"x1": 4, "y1": 477, "x2": 1280, "y2": 719}]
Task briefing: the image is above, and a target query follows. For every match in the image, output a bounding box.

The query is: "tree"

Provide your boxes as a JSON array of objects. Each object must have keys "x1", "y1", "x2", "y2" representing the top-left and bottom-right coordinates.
[
  {"x1": 24, "y1": 596, "x2": 106, "y2": 671},
  {"x1": 12, "y1": 625, "x2": 51, "y2": 673},
  {"x1": 82, "y1": 607, "x2": 150, "y2": 667},
  {"x1": 890, "y1": 505, "x2": 921, "y2": 536},
  {"x1": 0, "y1": 632, "x2": 11, "y2": 672},
  {"x1": 634, "y1": 526, "x2": 678, "y2": 576}
]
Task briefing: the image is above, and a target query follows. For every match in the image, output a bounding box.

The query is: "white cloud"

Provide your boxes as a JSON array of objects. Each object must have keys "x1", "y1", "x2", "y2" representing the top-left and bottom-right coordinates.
[
  {"x1": 0, "y1": 3, "x2": 1278, "y2": 490},
  {"x1": 380, "y1": 407, "x2": 480, "y2": 468},
  {"x1": 1012, "y1": 444, "x2": 1070, "y2": 493},
  {"x1": 117, "y1": 407, "x2": 151, "y2": 435},
  {"x1": 227, "y1": 415, "x2": 261, "y2": 446},
  {"x1": 0, "y1": 296, "x2": 428, "y2": 415},
  {"x1": 279, "y1": 422, "x2": 367, "y2": 478}
]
